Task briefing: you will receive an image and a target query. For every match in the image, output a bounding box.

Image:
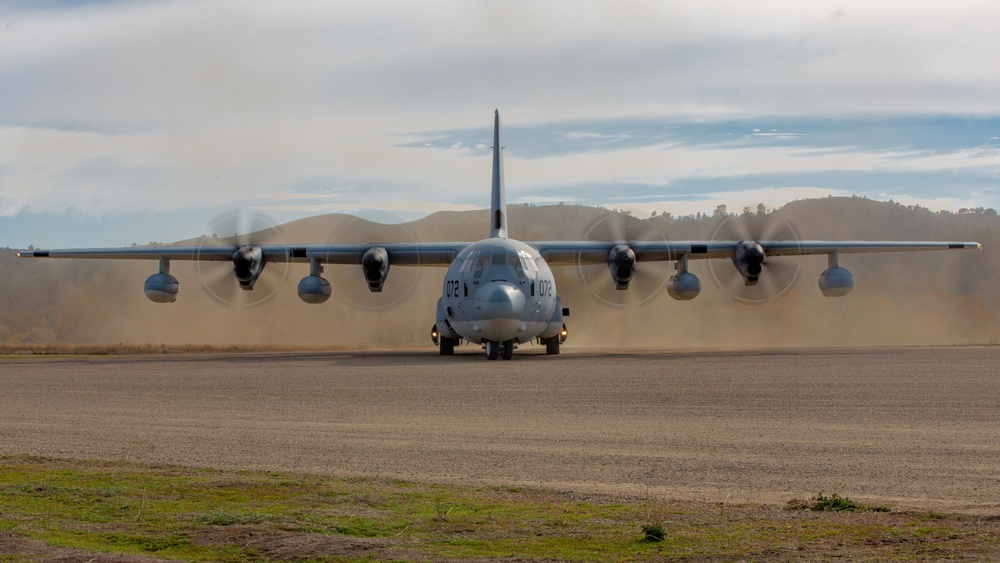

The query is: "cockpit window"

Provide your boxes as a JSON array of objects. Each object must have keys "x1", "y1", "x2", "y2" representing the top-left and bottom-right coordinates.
[
  {"x1": 474, "y1": 253, "x2": 523, "y2": 271},
  {"x1": 518, "y1": 250, "x2": 538, "y2": 272},
  {"x1": 467, "y1": 249, "x2": 536, "y2": 281},
  {"x1": 491, "y1": 254, "x2": 518, "y2": 268},
  {"x1": 460, "y1": 250, "x2": 479, "y2": 273},
  {"x1": 498, "y1": 254, "x2": 518, "y2": 269}
]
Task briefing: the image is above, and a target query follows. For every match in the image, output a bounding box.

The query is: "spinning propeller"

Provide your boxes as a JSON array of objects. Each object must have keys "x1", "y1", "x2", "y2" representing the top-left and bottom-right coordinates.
[
  {"x1": 574, "y1": 213, "x2": 674, "y2": 307},
  {"x1": 707, "y1": 215, "x2": 803, "y2": 304},
  {"x1": 196, "y1": 210, "x2": 290, "y2": 308},
  {"x1": 322, "y1": 213, "x2": 423, "y2": 310}
]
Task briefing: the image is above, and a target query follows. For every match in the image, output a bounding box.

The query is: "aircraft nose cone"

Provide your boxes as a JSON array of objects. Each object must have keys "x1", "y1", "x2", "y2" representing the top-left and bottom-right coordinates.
[
  {"x1": 473, "y1": 282, "x2": 526, "y2": 343},
  {"x1": 474, "y1": 281, "x2": 525, "y2": 319}
]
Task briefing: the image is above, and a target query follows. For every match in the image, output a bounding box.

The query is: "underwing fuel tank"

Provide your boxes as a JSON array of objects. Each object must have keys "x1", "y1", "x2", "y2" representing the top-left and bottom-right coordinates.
[
  {"x1": 667, "y1": 272, "x2": 701, "y2": 300},
  {"x1": 143, "y1": 273, "x2": 179, "y2": 303},
  {"x1": 818, "y1": 266, "x2": 854, "y2": 297},
  {"x1": 297, "y1": 275, "x2": 332, "y2": 303}
]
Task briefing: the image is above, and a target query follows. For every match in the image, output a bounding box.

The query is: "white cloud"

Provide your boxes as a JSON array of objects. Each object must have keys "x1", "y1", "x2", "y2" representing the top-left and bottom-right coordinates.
[{"x1": 2, "y1": 0, "x2": 1000, "y2": 246}]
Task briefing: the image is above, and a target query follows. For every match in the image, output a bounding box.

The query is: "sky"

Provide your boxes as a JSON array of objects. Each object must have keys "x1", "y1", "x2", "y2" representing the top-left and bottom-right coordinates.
[{"x1": 2, "y1": 0, "x2": 1000, "y2": 248}]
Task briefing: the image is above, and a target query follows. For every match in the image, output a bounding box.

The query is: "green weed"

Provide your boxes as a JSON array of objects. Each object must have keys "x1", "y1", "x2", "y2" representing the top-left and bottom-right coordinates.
[
  {"x1": 789, "y1": 492, "x2": 892, "y2": 513},
  {"x1": 0, "y1": 456, "x2": 995, "y2": 562},
  {"x1": 641, "y1": 522, "x2": 666, "y2": 542}
]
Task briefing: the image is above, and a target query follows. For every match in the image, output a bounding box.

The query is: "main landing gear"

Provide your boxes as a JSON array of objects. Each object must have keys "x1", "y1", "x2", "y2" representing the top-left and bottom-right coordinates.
[
  {"x1": 484, "y1": 340, "x2": 515, "y2": 361},
  {"x1": 432, "y1": 324, "x2": 459, "y2": 356},
  {"x1": 540, "y1": 323, "x2": 567, "y2": 356},
  {"x1": 439, "y1": 337, "x2": 457, "y2": 356}
]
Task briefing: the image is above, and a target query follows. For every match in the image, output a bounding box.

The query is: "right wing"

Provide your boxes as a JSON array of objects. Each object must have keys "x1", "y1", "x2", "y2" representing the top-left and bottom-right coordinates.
[
  {"x1": 529, "y1": 239, "x2": 981, "y2": 298},
  {"x1": 18, "y1": 242, "x2": 472, "y2": 302},
  {"x1": 531, "y1": 240, "x2": 982, "y2": 264}
]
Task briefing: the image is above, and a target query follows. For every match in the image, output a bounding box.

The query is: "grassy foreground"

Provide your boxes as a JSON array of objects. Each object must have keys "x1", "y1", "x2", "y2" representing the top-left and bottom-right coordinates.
[{"x1": 1, "y1": 456, "x2": 997, "y2": 562}]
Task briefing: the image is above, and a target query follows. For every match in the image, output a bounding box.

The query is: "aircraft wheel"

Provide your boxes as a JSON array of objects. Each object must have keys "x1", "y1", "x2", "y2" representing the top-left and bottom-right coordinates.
[
  {"x1": 485, "y1": 340, "x2": 500, "y2": 360},
  {"x1": 501, "y1": 339, "x2": 515, "y2": 360},
  {"x1": 545, "y1": 338, "x2": 560, "y2": 355},
  {"x1": 439, "y1": 337, "x2": 455, "y2": 356}
]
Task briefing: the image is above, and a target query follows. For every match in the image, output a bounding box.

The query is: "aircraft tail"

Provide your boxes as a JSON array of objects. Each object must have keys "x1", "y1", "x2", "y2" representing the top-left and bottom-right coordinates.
[{"x1": 490, "y1": 109, "x2": 508, "y2": 239}]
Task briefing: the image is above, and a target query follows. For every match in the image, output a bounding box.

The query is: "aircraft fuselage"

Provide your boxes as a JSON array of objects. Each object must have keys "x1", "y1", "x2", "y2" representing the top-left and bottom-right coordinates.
[{"x1": 435, "y1": 237, "x2": 564, "y2": 357}]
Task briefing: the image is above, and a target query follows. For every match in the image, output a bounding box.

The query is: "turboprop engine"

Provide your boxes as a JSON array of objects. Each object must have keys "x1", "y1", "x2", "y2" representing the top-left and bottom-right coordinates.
[
  {"x1": 362, "y1": 247, "x2": 389, "y2": 292},
  {"x1": 608, "y1": 245, "x2": 635, "y2": 290},
  {"x1": 732, "y1": 241, "x2": 765, "y2": 285},
  {"x1": 232, "y1": 245, "x2": 265, "y2": 290}
]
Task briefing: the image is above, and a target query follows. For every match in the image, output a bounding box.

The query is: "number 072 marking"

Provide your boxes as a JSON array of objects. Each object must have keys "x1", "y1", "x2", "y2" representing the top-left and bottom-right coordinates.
[{"x1": 538, "y1": 279, "x2": 553, "y2": 297}]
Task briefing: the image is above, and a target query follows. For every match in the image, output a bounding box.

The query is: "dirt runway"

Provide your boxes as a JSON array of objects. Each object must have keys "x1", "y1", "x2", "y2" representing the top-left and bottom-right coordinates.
[{"x1": 2, "y1": 346, "x2": 998, "y2": 514}]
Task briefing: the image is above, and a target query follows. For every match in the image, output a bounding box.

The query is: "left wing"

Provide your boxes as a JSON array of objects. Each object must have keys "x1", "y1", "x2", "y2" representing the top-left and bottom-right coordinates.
[{"x1": 531, "y1": 239, "x2": 981, "y2": 297}]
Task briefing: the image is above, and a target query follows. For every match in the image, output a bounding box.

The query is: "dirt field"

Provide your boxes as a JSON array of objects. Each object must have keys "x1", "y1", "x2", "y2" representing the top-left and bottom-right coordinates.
[{"x1": 2, "y1": 346, "x2": 998, "y2": 514}]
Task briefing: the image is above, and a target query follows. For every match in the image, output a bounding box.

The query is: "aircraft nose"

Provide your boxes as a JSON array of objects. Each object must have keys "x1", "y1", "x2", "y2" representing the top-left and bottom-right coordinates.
[{"x1": 474, "y1": 281, "x2": 525, "y2": 319}]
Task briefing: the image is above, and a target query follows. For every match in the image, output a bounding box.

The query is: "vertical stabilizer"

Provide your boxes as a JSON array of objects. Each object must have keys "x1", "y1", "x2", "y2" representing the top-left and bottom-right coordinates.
[{"x1": 490, "y1": 109, "x2": 508, "y2": 239}]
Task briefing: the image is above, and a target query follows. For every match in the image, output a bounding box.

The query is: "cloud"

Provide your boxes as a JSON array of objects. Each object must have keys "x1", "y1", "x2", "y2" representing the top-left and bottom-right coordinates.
[
  {"x1": 5, "y1": 1, "x2": 1000, "y2": 125},
  {"x1": 2, "y1": 0, "x2": 1000, "y2": 247}
]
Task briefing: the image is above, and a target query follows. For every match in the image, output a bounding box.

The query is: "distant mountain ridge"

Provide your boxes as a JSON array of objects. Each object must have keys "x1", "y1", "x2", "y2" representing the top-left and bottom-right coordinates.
[{"x1": 169, "y1": 196, "x2": 997, "y2": 246}]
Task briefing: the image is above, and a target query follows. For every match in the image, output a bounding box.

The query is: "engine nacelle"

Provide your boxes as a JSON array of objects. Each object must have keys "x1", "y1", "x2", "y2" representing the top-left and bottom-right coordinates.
[
  {"x1": 818, "y1": 266, "x2": 854, "y2": 297},
  {"x1": 233, "y1": 245, "x2": 265, "y2": 290},
  {"x1": 143, "y1": 273, "x2": 179, "y2": 303},
  {"x1": 732, "y1": 241, "x2": 765, "y2": 285},
  {"x1": 608, "y1": 245, "x2": 635, "y2": 290},
  {"x1": 362, "y1": 247, "x2": 389, "y2": 292},
  {"x1": 297, "y1": 275, "x2": 331, "y2": 304},
  {"x1": 667, "y1": 272, "x2": 701, "y2": 301}
]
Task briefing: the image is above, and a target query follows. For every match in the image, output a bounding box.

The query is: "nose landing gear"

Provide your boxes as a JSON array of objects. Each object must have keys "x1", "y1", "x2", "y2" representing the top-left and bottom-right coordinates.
[{"x1": 484, "y1": 340, "x2": 515, "y2": 360}]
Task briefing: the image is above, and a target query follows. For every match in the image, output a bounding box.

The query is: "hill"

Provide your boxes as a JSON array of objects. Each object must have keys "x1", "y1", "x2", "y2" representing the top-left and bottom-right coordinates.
[{"x1": 2, "y1": 197, "x2": 997, "y2": 349}]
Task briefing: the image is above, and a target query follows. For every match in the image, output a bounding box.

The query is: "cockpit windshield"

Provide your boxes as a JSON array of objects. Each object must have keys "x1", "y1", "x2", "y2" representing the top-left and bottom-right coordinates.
[
  {"x1": 473, "y1": 253, "x2": 519, "y2": 271},
  {"x1": 500, "y1": 254, "x2": 519, "y2": 268},
  {"x1": 459, "y1": 249, "x2": 538, "y2": 278}
]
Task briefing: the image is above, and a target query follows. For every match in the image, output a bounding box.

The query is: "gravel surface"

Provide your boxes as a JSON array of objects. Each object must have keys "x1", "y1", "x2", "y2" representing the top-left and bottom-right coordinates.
[{"x1": 2, "y1": 346, "x2": 998, "y2": 514}]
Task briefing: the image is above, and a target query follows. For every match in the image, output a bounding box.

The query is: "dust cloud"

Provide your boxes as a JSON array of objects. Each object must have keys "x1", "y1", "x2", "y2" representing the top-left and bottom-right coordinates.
[{"x1": 2, "y1": 197, "x2": 997, "y2": 350}]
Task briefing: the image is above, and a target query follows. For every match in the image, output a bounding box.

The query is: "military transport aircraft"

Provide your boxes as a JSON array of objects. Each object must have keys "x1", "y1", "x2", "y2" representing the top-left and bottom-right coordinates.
[{"x1": 19, "y1": 111, "x2": 982, "y2": 360}]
